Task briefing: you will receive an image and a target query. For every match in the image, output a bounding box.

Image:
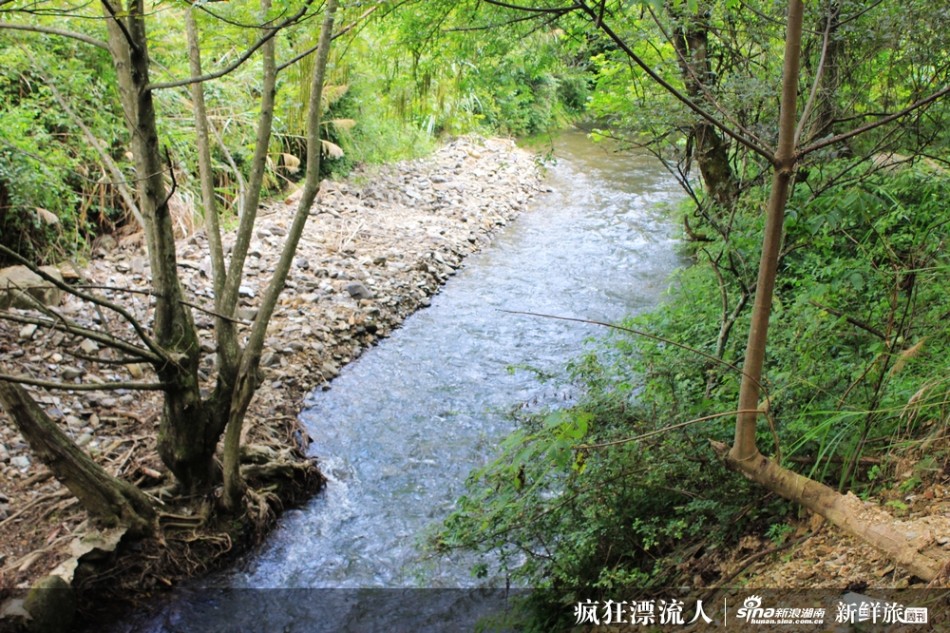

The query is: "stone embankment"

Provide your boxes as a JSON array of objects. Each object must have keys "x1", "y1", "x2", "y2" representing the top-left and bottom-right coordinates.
[{"x1": 0, "y1": 136, "x2": 544, "y2": 606}]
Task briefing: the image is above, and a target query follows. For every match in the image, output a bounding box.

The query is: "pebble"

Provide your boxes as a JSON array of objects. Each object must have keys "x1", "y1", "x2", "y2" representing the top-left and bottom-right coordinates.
[
  {"x1": 345, "y1": 282, "x2": 374, "y2": 300},
  {"x1": 79, "y1": 339, "x2": 98, "y2": 355},
  {"x1": 11, "y1": 454, "x2": 31, "y2": 470},
  {"x1": 61, "y1": 367, "x2": 83, "y2": 380}
]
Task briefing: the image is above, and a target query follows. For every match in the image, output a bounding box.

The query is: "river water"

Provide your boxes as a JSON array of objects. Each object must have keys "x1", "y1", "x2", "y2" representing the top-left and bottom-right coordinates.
[{"x1": 118, "y1": 130, "x2": 683, "y2": 631}]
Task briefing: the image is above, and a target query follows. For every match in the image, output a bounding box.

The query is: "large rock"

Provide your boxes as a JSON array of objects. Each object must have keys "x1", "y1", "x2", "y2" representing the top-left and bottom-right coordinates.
[{"x1": 0, "y1": 265, "x2": 64, "y2": 309}]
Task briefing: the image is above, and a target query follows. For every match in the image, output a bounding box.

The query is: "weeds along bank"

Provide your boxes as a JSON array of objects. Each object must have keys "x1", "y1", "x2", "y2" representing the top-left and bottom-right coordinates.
[
  {"x1": 0, "y1": 136, "x2": 543, "y2": 630},
  {"x1": 437, "y1": 159, "x2": 950, "y2": 630}
]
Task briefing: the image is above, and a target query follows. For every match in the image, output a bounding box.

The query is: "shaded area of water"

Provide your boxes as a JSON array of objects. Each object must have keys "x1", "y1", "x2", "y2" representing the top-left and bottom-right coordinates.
[{"x1": 119, "y1": 130, "x2": 683, "y2": 630}]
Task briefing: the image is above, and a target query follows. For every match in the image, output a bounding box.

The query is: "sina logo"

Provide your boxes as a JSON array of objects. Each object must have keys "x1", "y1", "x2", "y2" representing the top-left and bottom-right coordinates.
[{"x1": 736, "y1": 595, "x2": 768, "y2": 622}]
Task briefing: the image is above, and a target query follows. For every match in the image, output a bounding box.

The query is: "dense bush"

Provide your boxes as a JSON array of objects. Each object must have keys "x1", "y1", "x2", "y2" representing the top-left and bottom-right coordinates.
[{"x1": 436, "y1": 162, "x2": 950, "y2": 629}]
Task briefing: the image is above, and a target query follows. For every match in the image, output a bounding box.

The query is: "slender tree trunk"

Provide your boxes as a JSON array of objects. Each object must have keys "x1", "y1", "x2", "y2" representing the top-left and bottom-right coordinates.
[
  {"x1": 185, "y1": 7, "x2": 226, "y2": 304},
  {"x1": 810, "y1": 0, "x2": 841, "y2": 142},
  {"x1": 0, "y1": 382, "x2": 155, "y2": 534},
  {"x1": 730, "y1": 0, "x2": 804, "y2": 462},
  {"x1": 221, "y1": 0, "x2": 340, "y2": 509}
]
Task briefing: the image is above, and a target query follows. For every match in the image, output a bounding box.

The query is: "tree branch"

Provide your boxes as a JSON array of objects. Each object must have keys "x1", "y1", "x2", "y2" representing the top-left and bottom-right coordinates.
[
  {"x1": 0, "y1": 21, "x2": 109, "y2": 50},
  {"x1": 100, "y1": 0, "x2": 138, "y2": 53},
  {"x1": 798, "y1": 84, "x2": 950, "y2": 158},
  {"x1": 573, "y1": 0, "x2": 774, "y2": 162},
  {"x1": 276, "y1": 3, "x2": 380, "y2": 73},
  {"x1": 0, "y1": 373, "x2": 166, "y2": 391},
  {"x1": 147, "y1": 0, "x2": 316, "y2": 91},
  {"x1": 0, "y1": 310, "x2": 161, "y2": 364},
  {"x1": 0, "y1": 245, "x2": 169, "y2": 363}
]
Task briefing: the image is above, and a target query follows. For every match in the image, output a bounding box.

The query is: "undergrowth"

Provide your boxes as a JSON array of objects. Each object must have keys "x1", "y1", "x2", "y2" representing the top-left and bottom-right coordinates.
[{"x1": 435, "y1": 160, "x2": 950, "y2": 630}]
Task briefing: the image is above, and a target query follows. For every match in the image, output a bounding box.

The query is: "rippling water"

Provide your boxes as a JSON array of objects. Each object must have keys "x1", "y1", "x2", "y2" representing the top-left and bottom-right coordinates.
[{"x1": 116, "y1": 130, "x2": 683, "y2": 631}]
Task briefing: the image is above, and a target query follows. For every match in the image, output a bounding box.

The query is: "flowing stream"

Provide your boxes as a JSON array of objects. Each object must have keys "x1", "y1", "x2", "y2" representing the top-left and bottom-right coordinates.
[{"x1": 119, "y1": 130, "x2": 683, "y2": 631}]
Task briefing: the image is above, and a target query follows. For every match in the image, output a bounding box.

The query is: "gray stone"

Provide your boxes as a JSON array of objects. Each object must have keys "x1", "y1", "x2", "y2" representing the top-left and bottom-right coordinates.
[
  {"x1": 261, "y1": 350, "x2": 280, "y2": 367},
  {"x1": 11, "y1": 454, "x2": 30, "y2": 470},
  {"x1": 345, "y1": 282, "x2": 374, "y2": 300},
  {"x1": 79, "y1": 339, "x2": 98, "y2": 355},
  {"x1": 0, "y1": 265, "x2": 64, "y2": 309},
  {"x1": 237, "y1": 307, "x2": 259, "y2": 321},
  {"x1": 19, "y1": 324, "x2": 38, "y2": 340},
  {"x1": 60, "y1": 367, "x2": 84, "y2": 380},
  {"x1": 239, "y1": 285, "x2": 255, "y2": 298}
]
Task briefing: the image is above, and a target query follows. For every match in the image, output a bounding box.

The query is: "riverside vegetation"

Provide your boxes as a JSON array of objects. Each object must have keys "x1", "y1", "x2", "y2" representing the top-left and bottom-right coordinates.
[{"x1": 1, "y1": 1, "x2": 949, "y2": 631}]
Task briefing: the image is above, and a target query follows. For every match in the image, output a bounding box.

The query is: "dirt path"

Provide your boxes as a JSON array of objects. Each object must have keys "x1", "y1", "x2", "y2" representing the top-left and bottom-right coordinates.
[{"x1": 0, "y1": 136, "x2": 544, "y2": 618}]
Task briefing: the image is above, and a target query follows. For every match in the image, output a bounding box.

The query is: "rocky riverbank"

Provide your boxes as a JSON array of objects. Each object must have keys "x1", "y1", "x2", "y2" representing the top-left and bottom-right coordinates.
[{"x1": 0, "y1": 136, "x2": 545, "y2": 627}]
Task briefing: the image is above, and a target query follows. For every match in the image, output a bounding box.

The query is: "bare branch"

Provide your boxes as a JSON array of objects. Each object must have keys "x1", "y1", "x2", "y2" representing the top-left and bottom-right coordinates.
[
  {"x1": 0, "y1": 311, "x2": 161, "y2": 363},
  {"x1": 646, "y1": 4, "x2": 767, "y2": 151},
  {"x1": 498, "y1": 309, "x2": 766, "y2": 393},
  {"x1": 794, "y1": 4, "x2": 834, "y2": 146},
  {"x1": 578, "y1": 409, "x2": 760, "y2": 450},
  {"x1": 0, "y1": 373, "x2": 166, "y2": 391},
  {"x1": 100, "y1": 0, "x2": 138, "y2": 53},
  {"x1": 277, "y1": 3, "x2": 380, "y2": 73},
  {"x1": 799, "y1": 84, "x2": 950, "y2": 158},
  {"x1": 41, "y1": 74, "x2": 144, "y2": 229},
  {"x1": 0, "y1": 21, "x2": 109, "y2": 50},
  {"x1": 809, "y1": 300, "x2": 888, "y2": 341},
  {"x1": 0, "y1": 245, "x2": 169, "y2": 363},
  {"x1": 573, "y1": 0, "x2": 774, "y2": 162}
]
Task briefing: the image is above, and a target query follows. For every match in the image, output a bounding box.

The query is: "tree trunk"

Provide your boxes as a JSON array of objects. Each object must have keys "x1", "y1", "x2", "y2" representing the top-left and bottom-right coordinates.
[
  {"x1": 104, "y1": 1, "x2": 216, "y2": 494},
  {"x1": 723, "y1": 0, "x2": 947, "y2": 582},
  {"x1": 671, "y1": 5, "x2": 739, "y2": 209},
  {"x1": 810, "y1": 0, "x2": 842, "y2": 142},
  {"x1": 0, "y1": 382, "x2": 155, "y2": 535}
]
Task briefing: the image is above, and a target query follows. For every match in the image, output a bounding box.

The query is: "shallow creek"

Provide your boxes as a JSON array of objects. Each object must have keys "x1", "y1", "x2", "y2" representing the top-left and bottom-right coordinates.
[{"x1": 121, "y1": 130, "x2": 683, "y2": 631}]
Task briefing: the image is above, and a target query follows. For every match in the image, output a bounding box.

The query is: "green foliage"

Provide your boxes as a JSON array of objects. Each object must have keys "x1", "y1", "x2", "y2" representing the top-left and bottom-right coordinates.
[
  {"x1": 0, "y1": 34, "x2": 122, "y2": 263},
  {"x1": 437, "y1": 161, "x2": 949, "y2": 627}
]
